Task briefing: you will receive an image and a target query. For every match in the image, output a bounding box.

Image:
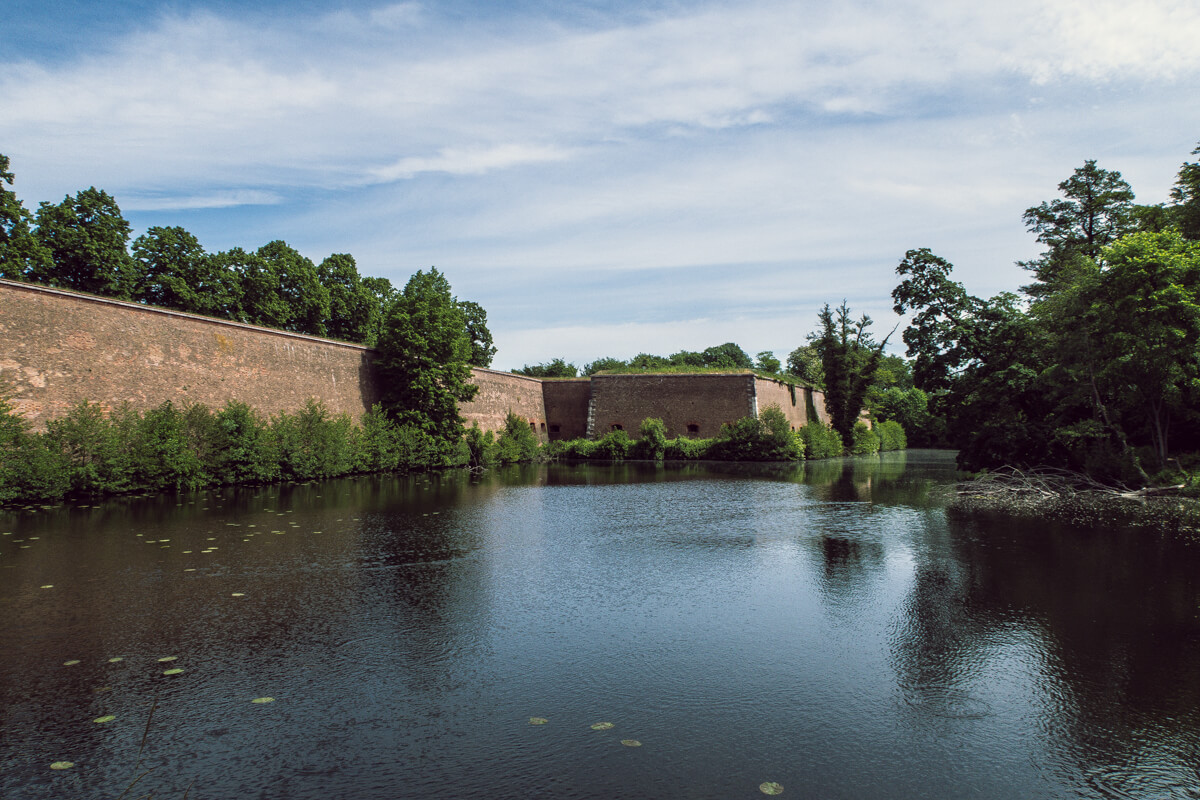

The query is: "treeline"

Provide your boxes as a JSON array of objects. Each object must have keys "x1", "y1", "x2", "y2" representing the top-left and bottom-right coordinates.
[
  {"x1": 892, "y1": 141, "x2": 1200, "y2": 484},
  {"x1": 0, "y1": 154, "x2": 496, "y2": 364}
]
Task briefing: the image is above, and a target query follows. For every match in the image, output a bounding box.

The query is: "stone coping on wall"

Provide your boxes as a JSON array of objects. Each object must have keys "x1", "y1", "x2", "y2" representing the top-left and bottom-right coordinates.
[{"x1": 0, "y1": 278, "x2": 372, "y2": 352}]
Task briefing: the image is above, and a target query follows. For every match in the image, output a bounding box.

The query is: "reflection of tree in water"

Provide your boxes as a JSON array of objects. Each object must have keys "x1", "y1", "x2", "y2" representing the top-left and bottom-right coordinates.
[
  {"x1": 814, "y1": 533, "x2": 886, "y2": 612},
  {"x1": 892, "y1": 510, "x2": 1200, "y2": 791}
]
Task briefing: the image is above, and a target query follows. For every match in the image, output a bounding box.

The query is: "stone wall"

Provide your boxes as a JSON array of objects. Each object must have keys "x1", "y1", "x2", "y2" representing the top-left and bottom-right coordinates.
[
  {"x1": 458, "y1": 368, "x2": 548, "y2": 440},
  {"x1": 541, "y1": 379, "x2": 592, "y2": 441},
  {"x1": 587, "y1": 373, "x2": 757, "y2": 439},
  {"x1": 0, "y1": 279, "x2": 378, "y2": 427},
  {"x1": 1, "y1": 280, "x2": 831, "y2": 443},
  {"x1": 752, "y1": 376, "x2": 829, "y2": 428}
]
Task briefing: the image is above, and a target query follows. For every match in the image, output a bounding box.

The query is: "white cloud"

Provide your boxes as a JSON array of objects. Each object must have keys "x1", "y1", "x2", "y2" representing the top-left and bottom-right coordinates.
[
  {"x1": 121, "y1": 190, "x2": 283, "y2": 211},
  {"x1": 366, "y1": 144, "x2": 572, "y2": 181}
]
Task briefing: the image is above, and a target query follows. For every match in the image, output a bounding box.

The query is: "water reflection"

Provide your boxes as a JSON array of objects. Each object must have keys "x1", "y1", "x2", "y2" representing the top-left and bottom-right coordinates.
[{"x1": 3, "y1": 452, "x2": 1200, "y2": 799}]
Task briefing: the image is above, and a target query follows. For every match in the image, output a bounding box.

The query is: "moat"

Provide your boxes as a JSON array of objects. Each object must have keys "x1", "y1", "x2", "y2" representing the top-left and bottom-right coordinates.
[{"x1": 2, "y1": 451, "x2": 1199, "y2": 799}]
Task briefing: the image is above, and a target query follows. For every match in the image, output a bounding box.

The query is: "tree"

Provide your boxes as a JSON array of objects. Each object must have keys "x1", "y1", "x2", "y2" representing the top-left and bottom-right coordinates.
[
  {"x1": 813, "y1": 302, "x2": 889, "y2": 444},
  {"x1": 256, "y1": 241, "x2": 330, "y2": 336},
  {"x1": 0, "y1": 154, "x2": 53, "y2": 282},
  {"x1": 131, "y1": 226, "x2": 208, "y2": 312},
  {"x1": 514, "y1": 358, "x2": 577, "y2": 378},
  {"x1": 375, "y1": 268, "x2": 479, "y2": 445},
  {"x1": 754, "y1": 350, "x2": 781, "y2": 373},
  {"x1": 1081, "y1": 231, "x2": 1200, "y2": 468},
  {"x1": 33, "y1": 187, "x2": 139, "y2": 298},
  {"x1": 1171, "y1": 141, "x2": 1200, "y2": 240},
  {"x1": 1020, "y1": 160, "x2": 1135, "y2": 295},
  {"x1": 584, "y1": 356, "x2": 627, "y2": 375},
  {"x1": 701, "y1": 342, "x2": 753, "y2": 369},
  {"x1": 459, "y1": 300, "x2": 496, "y2": 367},
  {"x1": 318, "y1": 253, "x2": 377, "y2": 343},
  {"x1": 786, "y1": 344, "x2": 823, "y2": 387}
]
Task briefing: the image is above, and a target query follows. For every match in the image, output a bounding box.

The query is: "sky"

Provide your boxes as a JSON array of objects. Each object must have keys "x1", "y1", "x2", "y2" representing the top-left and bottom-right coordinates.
[{"x1": 4, "y1": 0, "x2": 1200, "y2": 370}]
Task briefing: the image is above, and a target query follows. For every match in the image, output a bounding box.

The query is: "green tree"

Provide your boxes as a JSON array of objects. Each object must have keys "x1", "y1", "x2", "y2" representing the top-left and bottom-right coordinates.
[
  {"x1": 33, "y1": 187, "x2": 139, "y2": 298},
  {"x1": 131, "y1": 226, "x2": 208, "y2": 312},
  {"x1": 0, "y1": 154, "x2": 54, "y2": 282},
  {"x1": 786, "y1": 344, "x2": 823, "y2": 387},
  {"x1": 514, "y1": 358, "x2": 577, "y2": 377},
  {"x1": 318, "y1": 253, "x2": 377, "y2": 343},
  {"x1": 1021, "y1": 160, "x2": 1135, "y2": 295},
  {"x1": 1082, "y1": 231, "x2": 1200, "y2": 468},
  {"x1": 813, "y1": 302, "x2": 889, "y2": 444},
  {"x1": 459, "y1": 300, "x2": 497, "y2": 367},
  {"x1": 1171, "y1": 141, "x2": 1200, "y2": 240},
  {"x1": 701, "y1": 342, "x2": 753, "y2": 369},
  {"x1": 584, "y1": 356, "x2": 627, "y2": 375},
  {"x1": 375, "y1": 268, "x2": 479, "y2": 444},
  {"x1": 256, "y1": 241, "x2": 330, "y2": 336},
  {"x1": 755, "y1": 350, "x2": 782, "y2": 373}
]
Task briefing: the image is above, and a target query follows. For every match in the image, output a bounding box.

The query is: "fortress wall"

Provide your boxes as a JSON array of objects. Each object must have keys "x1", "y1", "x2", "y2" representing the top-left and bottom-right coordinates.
[
  {"x1": 0, "y1": 280, "x2": 378, "y2": 427},
  {"x1": 588, "y1": 373, "x2": 756, "y2": 439},
  {"x1": 541, "y1": 379, "x2": 592, "y2": 441},
  {"x1": 752, "y1": 377, "x2": 829, "y2": 428},
  {"x1": 460, "y1": 368, "x2": 548, "y2": 438}
]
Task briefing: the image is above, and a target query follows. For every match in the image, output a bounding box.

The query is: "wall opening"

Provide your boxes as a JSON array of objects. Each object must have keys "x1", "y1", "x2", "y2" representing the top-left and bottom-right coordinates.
[
  {"x1": 549, "y1": 424, "x2": 560, "y2": 433},
  {"x1": 611, "y1": 423, "x2": 623, "y2": 431},
  {"x1": 686, "y1": 423, "x2": 700, "y2": 435}
]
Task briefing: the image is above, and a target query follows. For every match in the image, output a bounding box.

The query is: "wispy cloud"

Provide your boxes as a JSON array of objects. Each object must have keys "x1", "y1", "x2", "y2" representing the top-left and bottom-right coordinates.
[{"x1": 2, "y1": 0, "x2": 1198, "y2": 367}]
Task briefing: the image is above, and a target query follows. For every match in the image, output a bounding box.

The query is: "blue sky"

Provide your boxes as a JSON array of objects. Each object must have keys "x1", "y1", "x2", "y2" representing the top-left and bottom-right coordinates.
[{"x1": 5, "y1": 0, "x2": 1200, "y2": 370}]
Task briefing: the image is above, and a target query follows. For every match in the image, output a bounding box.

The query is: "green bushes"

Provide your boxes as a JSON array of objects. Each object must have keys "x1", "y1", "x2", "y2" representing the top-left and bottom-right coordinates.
[
  {"x1": 875, "y1": 420, "x2": 907, "y2": 451},
  {"x1": 0, "y1": 397, "x2": 451, "y2": 506},
  {"x1": 708, "y1": 405, "x2": 803, "y2": 461},
  {"x1": 849, "y1": 421, "x2": 881, "y2": 455},
  {"x1": 800, "y1": 422, "x2": 844, "y2": 460}
]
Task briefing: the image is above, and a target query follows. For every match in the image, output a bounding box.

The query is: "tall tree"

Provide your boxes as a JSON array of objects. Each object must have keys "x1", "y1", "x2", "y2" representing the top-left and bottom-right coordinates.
[
  {"x1": 786, "y1": 344, "x2": 823, "y2": 387},
  {"x1": 375, "y1": 268, "x2": 478, "y2": 443},
  {"x1": 1020, "y1": 160, "x2": 1135, "y2": 295},
  {"x1": 754, "y1": 351, "x2": 781, "y2": 373},
  {"x1": 131, "y1": 226, "x2": 208, "y2": 312},
  {"x1": 514, "y1": 358, "x2": 577, "y2": 378},
  {"x1": 701, "y1": 342, "x2": 753, "y2": 369},
  {"x1": 33, "y1": 187, "x2": 139, "y2": 298},
  {"x1": 459, "y1": 300, "x2": 496, "y2": 367},
  {"x1": 256, "y1": 241, "x2": 330, "y2": 336},
  {"x1": 0, "y1": 154, "x2": 54, "y2": 281},
  {"x1": 1171, "y1": 141, "x2": 1200, "y2": 240},
  {"x1": 813, "y1": 302, "x2": 889, "y2": 443},
  {"x1": 318, "y1": 253, "x2": 379, "y2": 343}
]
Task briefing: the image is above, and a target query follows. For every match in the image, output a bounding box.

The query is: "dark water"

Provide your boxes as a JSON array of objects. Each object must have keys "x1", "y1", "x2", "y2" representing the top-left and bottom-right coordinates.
[{"x1": 2, "y1": 451, "x2": 1199, "y2": 799}]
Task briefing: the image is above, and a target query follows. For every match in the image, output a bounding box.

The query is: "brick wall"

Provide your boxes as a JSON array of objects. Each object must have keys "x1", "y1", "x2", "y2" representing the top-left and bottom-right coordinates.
[
  {"x1": 459, "y1": 368, "x2": 548, "y2": 439},
  {"x1": 752, "y1": 376, "x2": 828, "y2": 428},
  {"x1": 0, "y1": 279, "x2": 378, "y2": 427},
  {"x1": 541, "y1": 379, "x2": 591, "y2": 440},
  {"x1": 588, "y1": 373, "x2": 757, "y2": 439}
]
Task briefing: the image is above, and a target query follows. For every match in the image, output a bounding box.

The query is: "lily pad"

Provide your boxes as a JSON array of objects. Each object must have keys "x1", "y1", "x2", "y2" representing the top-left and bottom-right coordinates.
[
  {"x1": 108, "y1": 657, "x2": 124, "y2": 663},
  {"x1": 49, "y1": 761, "x2": 74, "y2": 770},
  {"x1": 590, "y1": 722, "x2": 614, "y2": 731},
  {"x1": 620, "y1": 739, "x2": 642, "y2": 747},
  {"x1": 529, "y1": 717, "x2": 548, "y2": 725},
  {"x1": 231, "y1": 593, "x2": 245, "y2": 597},
  {"x1": 250, "y1": 697, "x2": 275, "y2": 704},
  {"x1": 162, "y1": 668, "x2": 184, "y2": 676},
  {"x1": 759, "y1": 782, "x2": 784, "y2": 795},
  {"x1": 40, "y1": 584, "x2": 53, "y2": 589},
  {"x1": 93, "y1": 715, "x2": 116, "y2": 724},
  {"x1": 63, "y1": 659, "x2": 81, "y2": 666},
  {"x1": 157, "y1": 656, "x2": 178, "y2": 662}
]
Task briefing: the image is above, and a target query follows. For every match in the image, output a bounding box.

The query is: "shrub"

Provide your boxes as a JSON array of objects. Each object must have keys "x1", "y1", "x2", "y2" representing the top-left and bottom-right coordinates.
[
  {"x1": 663, "y1": 436, "x2": 712, "y2": 460},
  {"x1": 800, "y1": 422, "x2": 844, "y2": 459},
  {"x1": 495, "y1": 411, "x2": 540, "y2": 464},
  {"x1": 849, "y1": 421, "x2": 881, "y2": 455},
  {"x1": 634, "y1": 418, "x2": 669, "y2": 460},
  {"x1": 45, "y1": 401, "x2": 134, "y2": 495},
  {"x1": 463, "y1": 423, "x2": 496, "y2": 468},
  {"x1": 131, "y1": 401, "x2": 209, "y2": 491},
  {"x1": 708, "y1": 406, "x2": 802, "y2": 461},
  {"x1": 875, "y1": 420, "x2": 907, "y2": 452},
  {"x1": 274, "y1": 399, "x2": 355, "y2": 481},
  {"x1": 213, "y1": 401, "x2": 280, "y2": 484},
  {"x1": 593, "y1": 429, "x2": 632, "y2": 460}
]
